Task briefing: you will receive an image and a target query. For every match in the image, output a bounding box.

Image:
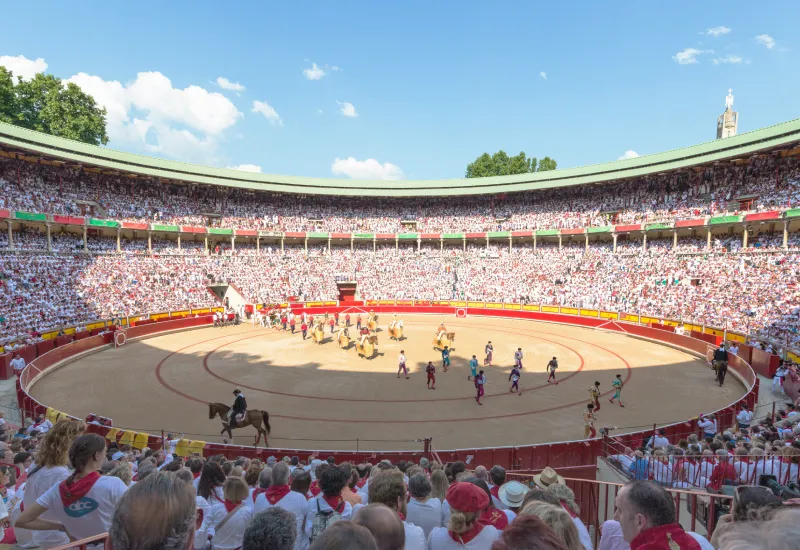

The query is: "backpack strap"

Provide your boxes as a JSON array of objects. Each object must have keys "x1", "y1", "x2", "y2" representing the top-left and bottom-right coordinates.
[{"x1": 215, "y1": 504, "x2": 243, "y2": 534}]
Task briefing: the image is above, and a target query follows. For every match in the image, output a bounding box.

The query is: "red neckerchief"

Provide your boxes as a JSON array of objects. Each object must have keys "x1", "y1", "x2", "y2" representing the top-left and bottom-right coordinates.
[
  {"x1": 560, "y1": 501, "x2": 578, "y2": 519},
  {"x1": 479, "y1": 508, "x2": 508, "y2": 530},
  {"x1": 310, "y1": 481, "x2": 321, "y2": 496},
  {"x1": 357, "y1": 478, "x2": 367, "y2": 489},
  {"x1": 490, "y1": 485, "x2": 500, "y2": 500},
  {"x1": 224, "y1": 499, "x2": 240, "y2": 513},
  {"x1": 192, "y1": 471, "x2": 201, "y2": 480},
  {"x1": 629, "y1": 523, "x2": 701, "y2": 550},
  {"x1": 252, "y1": 487, "x2": 268, "y2": 503},
  {"x1": 398, "y1": 512, "x2": 406, "y2": 521},
  {"x1": 350, "y1": 487, "x2": 359, "y2": 494},
  {"x1": 448, "y1": 522, "x2": 485, "y2": 544},
  {"x1": 15, "y1": 469, "x2": 27, "y2": 491},
  {"x1": 265, "y1": 484, "x2": 291, "y2": 505},
  {"x1": 196, "y1": 508, "x2": 204, "y2": 529},
  {"x1": 59, "y1": 472, "x2": 101, "y2": 506},
  {"x1": 322, "y1": 494, "x2": 344, "y2": 512}
]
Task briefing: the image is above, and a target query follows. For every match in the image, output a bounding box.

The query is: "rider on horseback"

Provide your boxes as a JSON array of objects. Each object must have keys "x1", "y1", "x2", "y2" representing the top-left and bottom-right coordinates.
[
  {"x1": 228, "y1": 389, "x2": 247, "y2": 428},
  {"x1": 359, "y1": 325, "x2": 371, "y2": 347},
  {"x1": 436, "y1": 322, "x2": 448, "y2": 342}
]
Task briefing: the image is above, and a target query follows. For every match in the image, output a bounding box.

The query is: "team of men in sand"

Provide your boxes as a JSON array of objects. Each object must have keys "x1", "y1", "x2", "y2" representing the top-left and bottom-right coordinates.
[{"x1": 249, "y1": 307, "x2": 627, "y2": 434}]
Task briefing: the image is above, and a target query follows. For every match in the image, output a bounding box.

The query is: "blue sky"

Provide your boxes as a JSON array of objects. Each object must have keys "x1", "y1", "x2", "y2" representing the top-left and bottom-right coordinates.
[{"x1": 1, "y1": 1, "x2": 798, "y2": 181}]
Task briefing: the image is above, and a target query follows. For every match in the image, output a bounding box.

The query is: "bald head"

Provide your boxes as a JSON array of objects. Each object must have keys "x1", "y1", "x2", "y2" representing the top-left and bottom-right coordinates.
[{"x1": 353, "y1": 504, "x2": 405, "y2": 550}]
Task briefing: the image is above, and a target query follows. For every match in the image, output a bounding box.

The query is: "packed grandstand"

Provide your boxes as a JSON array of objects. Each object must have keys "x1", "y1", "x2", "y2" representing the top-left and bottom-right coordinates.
[{"x1": 3, "y1": 112, "x2": 800, "y2": 549}]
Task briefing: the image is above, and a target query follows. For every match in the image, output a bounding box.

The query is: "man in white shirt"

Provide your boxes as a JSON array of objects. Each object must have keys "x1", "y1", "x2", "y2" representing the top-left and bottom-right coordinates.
[
  {"x1": 646, "y1": 429, "x2": 669, "y2": 449},
  {"x1": 736, "y1": 405, "x2": 753, "y2": 430},
  {"x1": 697, "y1": 415, "x2": 718, "y2": 440},
  {"x1": 254, "y1": 462, "x2": 308, "y2": 550},
  {"x1": 10, "y1": 354, "x2": 25, "y2": 376},
  {"x1": 397, "y1": 351, "x2": 408, "y2": 379},
  {"x1": 355, "y1": 470, "x2": 425, "y2": 550},
  {"x1": 728, "y1": 343, "x2": 739, "y2": 356},
  {"x1": 29, "y1": 414, "x2": 53, "y2": 435}
]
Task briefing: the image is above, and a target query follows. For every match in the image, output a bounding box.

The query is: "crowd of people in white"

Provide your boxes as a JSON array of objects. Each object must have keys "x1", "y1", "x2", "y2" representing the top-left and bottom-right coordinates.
[
  {"x1": 3, "y1": 416, "x2": 799, "y2": 550},
  {"x1": 2, "y1": 236, "x2": 800, "y2": 351},
  {"x1": 1, "y1": 154, "x2": 799, "y2": 233}
]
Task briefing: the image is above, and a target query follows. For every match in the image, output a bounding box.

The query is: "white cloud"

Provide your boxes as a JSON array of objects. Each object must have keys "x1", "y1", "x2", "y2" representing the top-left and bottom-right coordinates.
[
  {"x1": 216, "y1": 77, "x2": 245, "y2": 92},
  {"x1": 0, "y1": 54, "x2": 47, "y2": 81},
  {"x1": 712, "y1": 55, "x2": 743, "y2": 64},
  {"x1": 337, "y1": 101, "x2": 358, "y2": 117},
  {"x1": 706, "y1": 26, "x2": 731, "y2": 37},
  {"x1": 539, "y1": 71, "x2": 547, "y2": 80},
  {"x1": 67, "y1": 71, "x2": 242, "y2": 163},
  {"x1": 755, "y1": 34, "x2": 775, "y2": 49},
  {"x1": 251, "y1": 100, "x2": 282, "y2": 125},
  {"x1": 303, "y1": 62, "x2": 326, "y2": 80},
  {"x1": 227, "y1": 164, "x2": 262, "y2": 173},
  {"x1": 618, "y1": 150, "x2": 640, "y2": 160},
  {"x1": 672, "y1": 48, "x2": 713, "y2": 64},
  {"x1": 331, "y1": 157, "x2": 404, "y2": 180}
]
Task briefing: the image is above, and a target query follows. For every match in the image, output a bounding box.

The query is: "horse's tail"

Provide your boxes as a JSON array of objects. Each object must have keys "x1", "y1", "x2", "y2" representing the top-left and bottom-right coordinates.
[{"x1": 261, "y1": 411, "x2": 271, "y2": 434}]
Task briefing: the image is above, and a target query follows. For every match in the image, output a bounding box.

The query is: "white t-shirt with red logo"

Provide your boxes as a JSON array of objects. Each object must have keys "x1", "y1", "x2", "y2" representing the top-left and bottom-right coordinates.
[{"x1": 37, "y1": 475, "x2": 128, "y2": 541}]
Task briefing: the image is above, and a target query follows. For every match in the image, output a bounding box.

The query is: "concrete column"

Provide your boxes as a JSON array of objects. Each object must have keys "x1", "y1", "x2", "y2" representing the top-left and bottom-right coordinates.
[
  {"x1": 83, "y1": 225, "x2": 88, "y2": 253},
  {"x1": 327, "y1": 236, "x2": 331, "y2": 255},
  {"x1": 304, "y1": 238, "x2": 308, "y2": 254},
  {"x1": 230, "y1": 235, "x2": 235, "y2": 254},
  {"x1": 784, "y1": 222, "x2": 789, "y2": 249},
  {"x1": 486, "y1": 235, "x2": 489, "y2": 250},
  {"x1": 440, "y1": 237, "x2": 443, "y2": 253},
  {"x1": 509, "y1": 236, "x2": 513, "y2": 252},
  {"x1": 706, "y1": 230, "x2": 712, "y2": 250},
  {"x1": 612, "y1": 233, "x2": 618, "y2": 254},
  {"x1": 417, "y1": 238, "x2": 421, "y2": 252},
  {"x1": 558, "y1": 234, "x2": 562, "y2": 250},
  {"x1": 672, "y1": 230, "x2": 677, "y2": 250},
  {"x1": 6, "y1": 223, "x2": 12, "y2": 250},
  {"x1": 533, "y1": 233, "x2": 537, "y2": 250},
  {"x1": 46, "y1": 224, "x2": 52, "y2": 252},
  {"x1": 256, "y1": 237, "x2": 260, "y2": 254},
  {"x1": 177, "y1": 234, "x2": 181, "y2": 250},
  {"x1": 462, "y1": 237, "x2": 466, "y2": 251},
  {"x1": 116, "y1": 229, "x2": 121, "y2": 253},
  {"x1": 584, "y1": 233, "x2": 589, "y2": 252},
  {"x1": 350, "y1": 236, "x2": 354, "y2": 253},
  {"x1": 395, "y1": 236, "x2": 398, "y2": 252},
  {"x1": 642, "y1": 233, "x2": 647, "y2": 252},
  {"x1": 147, "y1": 231, "x2": 152, "y2": 254},
  {"x1": 281, "y1": 236, "x2": 285, "y2": 254},
  {"x1": 742, "y1": 225, "x2": 748, "y2": 249},
  {"x1": 373, "y1": 237, "x2": 376, "y2": 252}
]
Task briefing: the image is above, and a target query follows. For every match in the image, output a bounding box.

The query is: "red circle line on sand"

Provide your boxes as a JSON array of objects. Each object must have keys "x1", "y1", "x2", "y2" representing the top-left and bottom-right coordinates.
[
  {"x1": 154, "y1": 322, "x2": 632, "y2": 423},
  {"x1": 200, "y1": 330, "x2": 585, "y2": 403}
]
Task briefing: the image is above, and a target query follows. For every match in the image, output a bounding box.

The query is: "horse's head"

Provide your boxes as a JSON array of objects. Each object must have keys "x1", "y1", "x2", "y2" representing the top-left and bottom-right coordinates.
[{"x1": 208, "y1": 403, "x2": 217, "y2": 420}]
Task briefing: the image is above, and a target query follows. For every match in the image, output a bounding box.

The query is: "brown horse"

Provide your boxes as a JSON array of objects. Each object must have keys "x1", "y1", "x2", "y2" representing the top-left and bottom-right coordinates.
[{"x1": 208, "y1": 403, "x2": 271, "y2": 446}]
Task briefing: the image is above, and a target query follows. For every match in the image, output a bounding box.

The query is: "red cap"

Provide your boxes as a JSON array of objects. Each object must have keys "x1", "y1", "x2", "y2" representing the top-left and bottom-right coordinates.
[{"x1": 446, "y1": 482, "x2": 489, "y2": 513}]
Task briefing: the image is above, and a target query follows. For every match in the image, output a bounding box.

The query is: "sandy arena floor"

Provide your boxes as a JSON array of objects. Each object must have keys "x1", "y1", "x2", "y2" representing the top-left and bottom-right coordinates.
[{"x1": 29, "y1": 316, "x2": 745, "y2": 451}]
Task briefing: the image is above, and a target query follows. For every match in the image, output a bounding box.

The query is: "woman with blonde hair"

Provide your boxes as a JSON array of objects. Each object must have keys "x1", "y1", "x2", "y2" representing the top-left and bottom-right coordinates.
[
  {"x1": 430, "y1": 469, "x2": 449, "y2": 503},
  {"x1": 428, "y1": 483, "x2": 500, "y2": 548},
  {"x1": 547, "y1": 483, "x2": 593, "y2": 550},
  {"x1": 17, "y1": 420, "x2": 84, "y2": 549},
  {"x1": 203, "y1": 476, "x2": 252, "y2": 549},
  {"x1": 520, "y1": 501, "x2": 582, "y2": 550}
]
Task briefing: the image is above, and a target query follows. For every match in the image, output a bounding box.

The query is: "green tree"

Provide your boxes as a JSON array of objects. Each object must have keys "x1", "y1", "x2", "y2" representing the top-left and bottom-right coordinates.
[
  {"x1": 2, "y1": 70, "x2": 108, "y2": 145},
  {"x1": 465, "y1": 150, "x2": 556, "y2": 178}
]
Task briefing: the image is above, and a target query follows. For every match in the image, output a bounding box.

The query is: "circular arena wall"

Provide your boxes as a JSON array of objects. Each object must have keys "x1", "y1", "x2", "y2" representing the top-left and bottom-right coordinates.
[{"x1": 18, "y1": 306, "x2": 758, "y2": 472}]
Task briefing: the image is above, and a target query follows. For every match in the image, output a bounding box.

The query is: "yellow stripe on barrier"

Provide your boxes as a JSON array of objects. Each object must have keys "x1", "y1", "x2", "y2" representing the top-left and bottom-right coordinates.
[
  {"x1": 188, "y1": 440, "x2": 206, "y2": 455},
  {"x1": 541, "y1": 306, "x2": 559, "y2": 313},
  {"x1": 467, "y1": 302, "x2": 484, "y2": 308},
  {"x1": 522, "y1": 305, "x2": 540, "y2": 311},
  {"x1": 484, "y1": 302, "x2": 503, "y2": 309},
  {"x1": 504, "y1": 304, "x2": 521, "y2": 310},
  {"x1": 105, "y1": 428, "x2": 121, "y2": 442},
  {"x1": 119, "y1": 431, "x2": 136, "y2": 446},
  {"x1": 561, "y1": 307, "x2": 579, "y2": 315},
  {"x1": 133, "y1": 433, "x2": 150, "y2": 450},
  {"x1": 580, "y1": 309, "x2": 599, "y2": 317}
]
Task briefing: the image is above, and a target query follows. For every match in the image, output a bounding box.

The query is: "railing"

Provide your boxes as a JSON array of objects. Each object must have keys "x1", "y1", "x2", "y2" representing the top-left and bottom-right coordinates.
[
  {"x1": 506, "y1": 475, "x2": 732, "y2": 545},
  {"x1": 51, "y1": 534, "x2": 108, "y2": 549}
]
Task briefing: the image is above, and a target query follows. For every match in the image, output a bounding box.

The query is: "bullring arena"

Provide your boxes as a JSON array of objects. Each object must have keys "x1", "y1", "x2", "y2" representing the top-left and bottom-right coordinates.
[{"x1": 27, "y1": 312, "x2": 745, "y2": 451}]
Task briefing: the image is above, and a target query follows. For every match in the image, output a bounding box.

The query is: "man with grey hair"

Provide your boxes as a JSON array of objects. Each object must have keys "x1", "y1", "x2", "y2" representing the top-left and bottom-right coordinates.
[
  {"x1": 419, "y1": 457, "x2": 430, "y2": 472},
  {"x1": 248, "y1": 466, "x2": 272, "y2": 509},
  {"x1": 108, "y1": 472, "x2": 195, "y2": 550},
  {"x1": 243, "y1": 508, "x2": 297, "y2": 550},
  {"x1": 254, "y1": 462, "x2": 308, "y2": 550},
  {"x1": 474, "y1": 465, "x2": 488, "y2": 482},
  {"x1": 353, "y1": 504, "x2": 405, "y2": 550}
]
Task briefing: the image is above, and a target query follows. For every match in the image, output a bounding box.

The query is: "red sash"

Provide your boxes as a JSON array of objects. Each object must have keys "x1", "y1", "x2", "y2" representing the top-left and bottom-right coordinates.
[
  {"x1": 265, "y1": 484, "x2": 291, "y2": 505},
  {"x1": 309, "y1": 481, "x2": 321, "y2": 496},
  {"x1": 560, "y1": 500, "x2": 578, "y2": 519},
  {"x1": 490, "y1": 485, "x2": 500, "y2": 500},
  {"x1": 479, "y1": 508, "x2": 508, "y2": 530},
  {"x1": 59, "y1": 472, "x2": 101, "y2": 506},
  {"x1": 357, "y1": 478, "x2": 367, "y2": 489},
  {"x1": 252, "y1": 487, "x2": 268, "y2": 503},
  {"x1": 448, "y1": 522, "x2": 485, "y2": 544}
]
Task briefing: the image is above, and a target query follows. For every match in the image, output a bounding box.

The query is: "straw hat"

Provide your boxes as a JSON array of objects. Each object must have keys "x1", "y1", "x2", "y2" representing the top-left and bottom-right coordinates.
[
  {"x1": 498, "y1": 480, "x2": 529, "y2": 508},
  {"x1": 532, "y1": 466, "x2": 565, "y2": 489}
]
